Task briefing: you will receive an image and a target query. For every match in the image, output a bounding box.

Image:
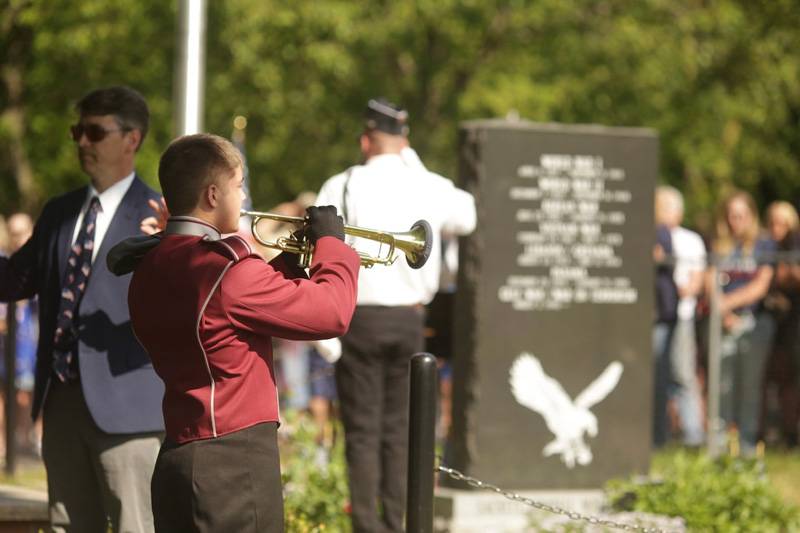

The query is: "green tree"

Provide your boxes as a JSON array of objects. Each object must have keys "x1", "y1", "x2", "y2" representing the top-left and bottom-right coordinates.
[
  {"x1": 1, "y1": 0, "x2": 174, "y2": 214},
  {"x1": 2, "y1": 0, "x2": 799, "y2": 228},
  {"x1": 189, "y1": 0, "x2": 800, "y2": 224}
]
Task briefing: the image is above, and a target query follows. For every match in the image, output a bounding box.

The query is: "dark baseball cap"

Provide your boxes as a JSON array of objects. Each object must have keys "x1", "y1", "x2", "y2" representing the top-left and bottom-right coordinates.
[{"x1": 364, "y1": 98, "x2": 409, "y2": 136}]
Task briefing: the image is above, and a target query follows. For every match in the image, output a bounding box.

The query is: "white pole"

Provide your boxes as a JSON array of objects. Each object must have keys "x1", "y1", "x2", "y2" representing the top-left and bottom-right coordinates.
[
  {"x1": 707, "y1": 264, "x2": 723, "y2": 457},
  {"x1": 175, "y1": 0, "x2": 207, "y2": 136}
]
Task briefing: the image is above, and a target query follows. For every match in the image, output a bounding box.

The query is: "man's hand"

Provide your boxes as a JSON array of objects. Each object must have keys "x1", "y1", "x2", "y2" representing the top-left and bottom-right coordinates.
[
  {"x1": 306, "y1": 206, "x2": 345, "y2": 243},
  {"x1": 140, "y1": 197, "x2": 170, "y2": 235}
]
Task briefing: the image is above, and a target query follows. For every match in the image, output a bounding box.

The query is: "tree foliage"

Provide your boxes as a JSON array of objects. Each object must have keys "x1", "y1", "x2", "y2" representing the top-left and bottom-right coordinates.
[
  {"x1": 2, "y1": 0, "x2": 799, "y2": 231},
  {"x1": 1, "y1": 0, "x2": 175, "y2": 212}
]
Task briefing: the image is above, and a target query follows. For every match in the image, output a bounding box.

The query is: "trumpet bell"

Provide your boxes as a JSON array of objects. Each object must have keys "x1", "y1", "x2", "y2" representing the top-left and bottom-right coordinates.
[{"x1": 399, "y1": 219, "x2": 433, "y2": 269}]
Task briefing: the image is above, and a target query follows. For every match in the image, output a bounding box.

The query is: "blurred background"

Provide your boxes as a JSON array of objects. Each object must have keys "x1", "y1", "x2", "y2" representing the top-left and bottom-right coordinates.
[{"x1": 2, "y1": 2, "x2": 800, "y2": 530}]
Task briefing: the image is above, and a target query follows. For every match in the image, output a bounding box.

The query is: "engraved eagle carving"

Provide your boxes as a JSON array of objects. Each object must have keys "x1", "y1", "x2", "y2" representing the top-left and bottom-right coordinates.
[{"x1": 509, "y1": 353, "x2": 623, "y2": 468}]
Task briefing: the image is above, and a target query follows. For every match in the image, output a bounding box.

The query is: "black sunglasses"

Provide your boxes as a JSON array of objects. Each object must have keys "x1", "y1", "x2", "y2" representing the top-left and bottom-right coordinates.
[{"x1": 70, "y1": 123, "x2": 128, "y2": 143}]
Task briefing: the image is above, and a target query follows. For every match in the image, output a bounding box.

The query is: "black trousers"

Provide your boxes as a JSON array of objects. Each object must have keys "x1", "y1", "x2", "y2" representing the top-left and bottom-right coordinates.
[
  {"x1": 151, "y1": 422, "x2": 283, "y2": 533},
  {"x1": 336, "y1": 305, "x2": 425, "y2": 533}
]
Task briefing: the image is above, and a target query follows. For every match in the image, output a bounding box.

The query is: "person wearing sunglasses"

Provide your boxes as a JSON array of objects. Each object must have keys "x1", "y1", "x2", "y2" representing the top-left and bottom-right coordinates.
[{"x1": 0, "y1": 85, "x2": 165, "y2": 533}]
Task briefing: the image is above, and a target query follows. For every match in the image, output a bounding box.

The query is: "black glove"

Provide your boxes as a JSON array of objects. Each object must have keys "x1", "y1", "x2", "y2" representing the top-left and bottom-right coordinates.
[{"x1": 306, "y1": 205, "x2": 345, "y2": 243}]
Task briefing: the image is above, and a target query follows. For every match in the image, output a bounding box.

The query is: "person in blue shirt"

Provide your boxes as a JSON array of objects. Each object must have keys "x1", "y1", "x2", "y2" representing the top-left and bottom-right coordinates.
[{"x1": 710, "y1": 190, "x2": 776, "y2": 455}]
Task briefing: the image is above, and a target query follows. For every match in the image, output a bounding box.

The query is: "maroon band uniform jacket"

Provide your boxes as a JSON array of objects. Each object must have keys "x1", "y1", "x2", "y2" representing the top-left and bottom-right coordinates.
[{"x1": 128, "y1": 217, "x2": 359, "y2": 444}]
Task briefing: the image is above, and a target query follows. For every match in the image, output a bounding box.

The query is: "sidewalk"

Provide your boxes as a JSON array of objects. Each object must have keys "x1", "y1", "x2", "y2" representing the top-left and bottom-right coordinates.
[{"x1": 0, "y1": 456, "x2": 47, "y2": 531}]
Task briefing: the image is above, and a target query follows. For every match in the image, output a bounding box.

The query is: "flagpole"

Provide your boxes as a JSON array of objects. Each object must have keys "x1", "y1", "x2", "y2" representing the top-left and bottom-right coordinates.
[{"x1": 175, "y1": 0, "x2": 207, "y2": 136}]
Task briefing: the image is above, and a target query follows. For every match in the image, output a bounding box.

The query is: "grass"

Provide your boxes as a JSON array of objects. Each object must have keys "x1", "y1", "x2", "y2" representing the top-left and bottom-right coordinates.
[
  {"x1": 762, "y1": 450, "x2": 800, "y2": 507},
  {"x1": 607, "y1": 446, "x2": 800, "y2": 531},
  {"x1": 650, "y1": 446, "x2": 800, "y2": 508},
  {"x1": 0, "y1": 456, "x2": 47, "y2": 491}
]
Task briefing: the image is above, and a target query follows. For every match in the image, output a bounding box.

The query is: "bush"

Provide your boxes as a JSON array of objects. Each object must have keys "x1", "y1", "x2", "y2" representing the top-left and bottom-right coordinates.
[
  {"x1": 280, "y1": 411, "x2": 351, "y2": 532},
  {"x1": 606, "y1": 451, "x2": 800, "y2": 532}
]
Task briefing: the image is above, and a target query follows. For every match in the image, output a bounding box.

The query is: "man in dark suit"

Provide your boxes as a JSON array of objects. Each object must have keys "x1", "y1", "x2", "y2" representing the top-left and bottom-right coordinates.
[{"x1": 0, "y1": 86, "x2": 165, "y2": 533}]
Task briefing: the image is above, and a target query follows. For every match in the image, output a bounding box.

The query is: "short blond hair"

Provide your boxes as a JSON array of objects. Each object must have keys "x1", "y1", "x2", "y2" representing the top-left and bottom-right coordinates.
[
  {"x1": 766, "y1": 201, "x2": 799, "y2": 232},
  {"x1": 655, "y1": 185, "x2": 684, "y2": 225}
]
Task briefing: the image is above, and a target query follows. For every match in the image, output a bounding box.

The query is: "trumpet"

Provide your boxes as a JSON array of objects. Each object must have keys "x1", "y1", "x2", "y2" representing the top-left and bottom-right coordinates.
[{"x1": 241, "y1": 209, "x2": 433, "y2": 269}]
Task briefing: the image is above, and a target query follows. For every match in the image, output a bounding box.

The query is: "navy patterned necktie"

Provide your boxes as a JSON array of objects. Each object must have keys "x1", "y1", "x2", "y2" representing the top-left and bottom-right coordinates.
[{"x1": 53, "y1": 196, "x2": 101, "y2": 382}]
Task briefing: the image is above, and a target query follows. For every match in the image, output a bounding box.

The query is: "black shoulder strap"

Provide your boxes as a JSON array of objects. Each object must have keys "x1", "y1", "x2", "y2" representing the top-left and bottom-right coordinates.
[
  {"x1": 106, "y1": 233, "x2": 162, "y2": 276},
  {"x1": 341, "y1": 168, "x2": 354, "y2": 225}
]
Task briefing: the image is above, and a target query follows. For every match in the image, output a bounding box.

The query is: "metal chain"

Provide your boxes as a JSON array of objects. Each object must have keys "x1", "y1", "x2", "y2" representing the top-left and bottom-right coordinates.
[{"x1": 437, "y1": 464, "x2": 677, "y2": 533}]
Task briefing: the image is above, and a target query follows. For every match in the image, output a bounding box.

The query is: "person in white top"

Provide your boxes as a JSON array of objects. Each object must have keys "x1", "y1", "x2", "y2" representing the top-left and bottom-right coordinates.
[
  {"x1": 315, "y1": 98, "x2": 475, "y2": 533},
  {"x1": 656, "y1": 186, "x2": 706, "y2": 446}
]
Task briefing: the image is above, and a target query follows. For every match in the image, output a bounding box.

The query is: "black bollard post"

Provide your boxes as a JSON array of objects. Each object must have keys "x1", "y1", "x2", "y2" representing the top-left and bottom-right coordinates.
[
  {"x1": 407, "y1": 352, "x2": 438, "y2": 533},
  {"x1": 4, "y1": 301, "x2": 17, "y2": 476}
]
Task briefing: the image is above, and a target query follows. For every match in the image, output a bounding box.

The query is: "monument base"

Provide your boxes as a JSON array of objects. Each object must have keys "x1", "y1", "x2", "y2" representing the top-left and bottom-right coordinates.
[
  {"x1": 434, "y1": 487, "x2": 687, "y2": 532},
  {"x1": 434, "y1": 487, "x2": 604, "y2": 532}
]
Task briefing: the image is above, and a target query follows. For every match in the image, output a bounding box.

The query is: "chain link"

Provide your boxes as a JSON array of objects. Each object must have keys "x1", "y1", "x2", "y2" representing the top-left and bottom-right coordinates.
[{"x1": 437, "y1": 464, "x2": 678, "y2": 533}]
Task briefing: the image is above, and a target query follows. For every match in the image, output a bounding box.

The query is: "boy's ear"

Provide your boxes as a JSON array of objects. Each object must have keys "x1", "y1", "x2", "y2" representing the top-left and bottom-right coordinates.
[{"x1": 205, "y1": 183, "x2": 219, "y2": 208}]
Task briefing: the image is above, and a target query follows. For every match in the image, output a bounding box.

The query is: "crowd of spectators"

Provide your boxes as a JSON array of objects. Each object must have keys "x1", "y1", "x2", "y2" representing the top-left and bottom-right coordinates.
[{"x1": 654, "y1": 187, "x2": 800, "y2": 455}]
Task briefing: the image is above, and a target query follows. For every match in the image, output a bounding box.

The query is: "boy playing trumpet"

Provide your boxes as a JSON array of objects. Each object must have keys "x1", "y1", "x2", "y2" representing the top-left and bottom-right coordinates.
[{"x1": 113, "y1": 133, "x2": 359, "y2": 532}]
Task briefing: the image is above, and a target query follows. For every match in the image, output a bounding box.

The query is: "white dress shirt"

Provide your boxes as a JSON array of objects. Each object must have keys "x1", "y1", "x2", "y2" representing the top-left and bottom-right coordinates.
[
  {"x1": 316, "y1": 153, "x2": 476, "y2": 306},
  {"x1": 671, "y1": 225, "x2": 707, "y2": 321},
  {"x1": 71, "y1": 172, "x2": 136, "y2": 263}
]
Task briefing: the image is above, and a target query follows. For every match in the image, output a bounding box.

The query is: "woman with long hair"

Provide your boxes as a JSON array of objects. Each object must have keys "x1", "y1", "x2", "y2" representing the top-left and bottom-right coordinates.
[{"x1": 710, "y1": 190, "x2": 776, "y2": 454}]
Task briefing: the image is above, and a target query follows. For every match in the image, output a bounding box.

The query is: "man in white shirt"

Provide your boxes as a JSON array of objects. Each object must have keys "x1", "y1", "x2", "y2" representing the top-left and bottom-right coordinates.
[
  {"x1": 316, "y1": 98, "x2": 476, "y2": 533},
  {"x1": 656, "y1": 185, "x2": 706, "y2": 446}
]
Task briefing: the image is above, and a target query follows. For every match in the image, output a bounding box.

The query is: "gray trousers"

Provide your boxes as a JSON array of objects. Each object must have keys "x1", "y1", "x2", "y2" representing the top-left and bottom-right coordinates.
[
  {"x1": 670, "y1": 319, "x2": 705, "y2": 446},
  {"x1": 42, "y1": 380, "x2": 162, "y2": 533},
  {"x1": 719, "y1": 312, "x2": 775, "y2": 451}
]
